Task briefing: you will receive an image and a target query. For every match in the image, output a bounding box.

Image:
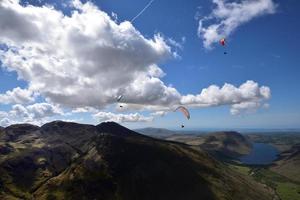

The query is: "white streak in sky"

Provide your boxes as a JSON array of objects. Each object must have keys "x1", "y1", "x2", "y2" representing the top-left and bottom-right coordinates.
[{"x1": 131, "y1": 0, "x2": 155, "y2": 23}]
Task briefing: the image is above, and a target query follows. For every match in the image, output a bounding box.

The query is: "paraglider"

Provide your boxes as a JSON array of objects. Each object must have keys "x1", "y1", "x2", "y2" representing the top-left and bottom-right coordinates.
[
  {"x1": 117, "y1": 95, "x2": 124, "y2": 108},
  {"x1": 117, "y1": 95, "x2": 123, "y2": 102},
  {"x1": 219, "y1": 38, "x2": 227, "y2": 54},
  {"x1": 175, "y1": 106, "x2": 190, "y2": 119},
  {"x1": 175, "y1": 106, "x2": 190, "y2": 128},
  {"x1": 220, "y1": 38, "x2": 226, "y2": 46}
]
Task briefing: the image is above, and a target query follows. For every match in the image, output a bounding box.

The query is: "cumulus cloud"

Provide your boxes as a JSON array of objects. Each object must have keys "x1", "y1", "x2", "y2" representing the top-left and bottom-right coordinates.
[
  {"x1": 0, "y1": 0, "x2": 178, "y2": 110},
  {"x1": 0, "y1": 118, "x2": 10, "y2": 127},
  {"x1": 150, "y1": 111, "x2": 167, "y2": 117},
  {"x1": 0, "y1": 111, "x2": 8, "y2": 118},
  {"x1": 10, "y1": 104, "x2": 30, "y2": 119},
  {"x1": 230, "y1": 101, "x2": 260, "y2": 115},
  {"x1": 197, "y1": 0, "x2": 276, "y2": 49},
  {"x1": 0, "y1": 0, "x2": 272, "y2": 122},
  {"x1": 231, "y1": 102, "x2": 270, "y2": 115},
  {"x1": 26, "y1": 103, "x2": 63, "y2": 119},
  {"x1": 72, "y1": 107, "x2": 98, "y2": 113},
  {"x1": 0, "y1": 111, "x2": 10, "y2": 126},
  {"x1": 0, "y1": 103, "x2": 63, "y2": 126},
  {"x1": 0, "y1": 87, "x2": 34, "y2": 104},
  {"x1": 93, "y1": 112, "x2": 153, "y2": 123},
  {"x1": 181, "y1": 80, "x2": 270, "y2": 105},
  {"x1": 181, "y1": 80, "x2": 271, "y2": 114}
]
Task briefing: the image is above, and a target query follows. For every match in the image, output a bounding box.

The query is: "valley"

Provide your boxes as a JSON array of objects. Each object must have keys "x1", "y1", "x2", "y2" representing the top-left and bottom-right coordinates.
[
  {"x1": 138, "y1": 128, "x2": 300, "y2": 200},
  {"x1": 0, "y1": 121, "x2": 278, "y2": 200}
]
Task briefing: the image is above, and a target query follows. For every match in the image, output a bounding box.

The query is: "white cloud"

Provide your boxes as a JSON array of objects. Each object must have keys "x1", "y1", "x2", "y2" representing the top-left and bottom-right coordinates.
[
  {"x1": 198, "y1": 0, "x2": 276, "y2": 49},
  {"x1": 148, "y1": 64, "x2": 166, "y2": 78},
  {"x1": 167, "y1": 38, "x2": 184, "y2": 50},
  {"x1": 181, "y1": 81, "x2": 270, "y2": 105},
  {"x1": 230, "y1": 101, "x2": 270, "y2": 115},
  {"x1": 230, "y1": 101, "x2": 260, "y2": 115},
  {"x1": 0, "y1": 118, "x2": 10, "y2": 127},
  {"x1": 181, "y1": 80, "x2": 271, "y2": 114},
  {"x1": 0, "y1": 0, "x2": 181, "y2": 110},
  {"x1": 150, "y1": 111, "x2": 167, "y2": 117},
  {"x1": 0, "y1": 0, "x2": 272, "y2": 122},
  {"x1": 26, "y1": 103, "x2": 63, "y2": 119},
  {"x1": 0, "y1": 111, "x2": 8, "y2": 118},
  {"x1": 111, "y1": 12, "x2": 118, "y2": 22},
  {"x1": 10, "y1": 104, "x2": 30, "y2": 118},
  {"x1": 1, "y1": 103, "x2": 62, "y2": 126},
  {"x1": 93, "y1": 112, "x2": 153, "y2": 123},
  {"x1": 0, "y1": 87, "x2": 34, "y2": 104},
  {"x1": 72, "y1": 107, "x2": 98, "y2": 113}
]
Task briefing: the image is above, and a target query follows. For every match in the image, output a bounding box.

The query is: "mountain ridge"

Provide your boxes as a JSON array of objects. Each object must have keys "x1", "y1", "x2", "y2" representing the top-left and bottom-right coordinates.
[
  {"x1": 200, "y1": 131, "x2": 253, "y2": 158},
  {"x1": 0, "y1": 121, "x2": 274, "y2": 200}
]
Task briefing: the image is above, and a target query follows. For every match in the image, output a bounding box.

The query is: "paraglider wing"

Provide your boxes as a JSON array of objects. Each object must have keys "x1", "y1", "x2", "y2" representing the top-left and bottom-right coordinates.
[
  {"x1": 219, "y1": 38, "x2": 227, "y2": 54},
  {"x1": 219, "y1": 38, "x2": 226, "y2": 46},
  {"x1": 175, "y1": 106, "x2": 190, "y2": 120},
  {"x1": 117, "y1": 95, "x2": 123, "y2": 102}
]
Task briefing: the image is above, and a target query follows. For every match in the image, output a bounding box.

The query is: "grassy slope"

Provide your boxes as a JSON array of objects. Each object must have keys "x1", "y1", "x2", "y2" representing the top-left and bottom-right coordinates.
[
  {"x1": 271, "y1": 160, "x2": 300, "y2": 183},
  {"x1": 0, "y1": 122, "x2": 275, "y2": 200},
  {"x1": 34, "y1": 131, "x2": 273, "y2": 200},
  {"x1": 270, "y1": 144, "x2": 300, "y2": 183},
  {"x1": 229, "y1": 164, "x2": 300, "y2": 200},
  {"x1": 231, "y1": 132, "x2": 300, "y2": 200},
  {"x1": 165, "y1": 132, "x2": 252, "y2": 159},
  {"x1": 163, "y1": 132, "x2": 300, "y2": 200},
  {"x1": 246, "y1": 133, "x2": 300, "y2": 152},
  {"x1": 213, "y1": 132, "x2": 300, "y2": 200}
]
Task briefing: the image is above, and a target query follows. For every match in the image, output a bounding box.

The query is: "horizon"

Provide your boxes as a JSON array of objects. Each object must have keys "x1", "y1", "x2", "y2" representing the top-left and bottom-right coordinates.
[
  {"x1": 1, "y1": 119, "x2": 300, "y2": 134},
  {"x1": 1, "y1": 0, "x2": 300, "y2": 129}
]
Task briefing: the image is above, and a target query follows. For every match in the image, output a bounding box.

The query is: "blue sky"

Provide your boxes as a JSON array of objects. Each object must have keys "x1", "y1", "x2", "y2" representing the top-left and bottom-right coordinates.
[{"x1": 0, "y1": 0, "x2": 299, "y2": 129}]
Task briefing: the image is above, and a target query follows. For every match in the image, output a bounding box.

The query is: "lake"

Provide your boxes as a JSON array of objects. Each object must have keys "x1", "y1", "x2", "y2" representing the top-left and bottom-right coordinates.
[{"x1": 239, "y1": 143, "x2": 279, "y2": 165}]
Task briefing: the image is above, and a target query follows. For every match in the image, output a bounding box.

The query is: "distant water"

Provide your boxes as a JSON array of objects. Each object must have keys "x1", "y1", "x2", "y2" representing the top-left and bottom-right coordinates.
[{"x1": 239, "y1": 143, "x2": 279, "y2": 165}]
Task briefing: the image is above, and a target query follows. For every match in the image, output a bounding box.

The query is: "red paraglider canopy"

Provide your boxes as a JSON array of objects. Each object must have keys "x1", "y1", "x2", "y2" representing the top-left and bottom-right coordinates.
[{"x1": 220, "y1": 38, "x2": 226, "y2": 46}]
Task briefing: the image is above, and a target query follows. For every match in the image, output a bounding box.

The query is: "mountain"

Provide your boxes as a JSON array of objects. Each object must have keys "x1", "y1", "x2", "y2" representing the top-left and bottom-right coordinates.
[
  {"x1": 158, "y1": 131, "x2": 253, "y2": 158},
  {"x1": 246, "y1": 133, "x2": 300, "y2": 152},
  {"x1": 135, "y1": 127, "x2": 178, "y2": 137},
  {"x1": 0, "y1": 121, "x2": 274, "y2": 200},
  {"x1": 270, "y1": 144, "x2": 300, "y2": 182},
  {"x1": 200, "y1": 131, "x2": 252, "y2": 158}
]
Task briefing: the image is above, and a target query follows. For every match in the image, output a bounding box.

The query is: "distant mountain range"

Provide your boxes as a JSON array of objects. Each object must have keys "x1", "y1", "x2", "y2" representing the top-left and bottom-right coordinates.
[
  {"x1": 136, "y1": 128, "x2": 252, "y2": 158},
  {"x1": 200, "y1": 131, "x2": 252, "y2": 158},
  {"x1": 0, "y1": 121, "x2": 274, "y2": 200},
  {"x1": 134, "y1": 127, "x2": 179, "y2": 137}
]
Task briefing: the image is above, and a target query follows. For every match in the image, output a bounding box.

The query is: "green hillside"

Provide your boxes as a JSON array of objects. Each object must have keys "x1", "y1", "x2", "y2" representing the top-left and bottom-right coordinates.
[{"x1": 0, "y1": 121, "x2": 275, "y2": 200}]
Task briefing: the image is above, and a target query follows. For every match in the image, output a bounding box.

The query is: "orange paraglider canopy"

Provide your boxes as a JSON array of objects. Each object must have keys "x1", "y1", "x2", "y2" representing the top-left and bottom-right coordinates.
[{"x1": 175, "y1": 106, "x2": 190, "y2": 120}]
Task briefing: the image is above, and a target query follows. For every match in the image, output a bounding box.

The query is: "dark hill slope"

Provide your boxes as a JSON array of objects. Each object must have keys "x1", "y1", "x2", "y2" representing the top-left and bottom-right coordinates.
[
  {"x1": 271, "y1": 144, "x2": 300, "y2": 182},
  {"x1": 1, "y1": 122, "x2": 273, "y2": 200},
  {"x1": 200, "y1": 131, "x2": 252, "y2": 158},
  {"x1": 135, "y1": 127, "x2": 178, "y2": 137}
]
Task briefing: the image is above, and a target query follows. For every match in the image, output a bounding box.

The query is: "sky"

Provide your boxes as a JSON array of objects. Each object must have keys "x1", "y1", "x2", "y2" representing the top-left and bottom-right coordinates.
[{"x1": 0, "y1": 0, "x2": 299, "y2": 129}]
